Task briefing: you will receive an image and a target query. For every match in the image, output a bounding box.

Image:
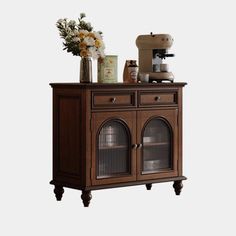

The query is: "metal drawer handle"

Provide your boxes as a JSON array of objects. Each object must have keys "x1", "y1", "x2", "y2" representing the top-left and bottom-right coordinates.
[
  {"x1": 132, "y1": 144, "x2": 138, "y2": 149},
  {"x1": 137, "y1": 144, "x2": 143, "y2": 149},
  {"x1": 110, "y1": 97, "x2": 116, "y2": 103},
  {"x1": 155, "y1": 96, "x2": 161, "y2": 101}
]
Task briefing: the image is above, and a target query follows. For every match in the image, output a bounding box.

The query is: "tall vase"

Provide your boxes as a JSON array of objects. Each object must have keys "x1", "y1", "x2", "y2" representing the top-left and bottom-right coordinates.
[{"x1": 80, "y1": 57, "x2": 92, "y2": 83}]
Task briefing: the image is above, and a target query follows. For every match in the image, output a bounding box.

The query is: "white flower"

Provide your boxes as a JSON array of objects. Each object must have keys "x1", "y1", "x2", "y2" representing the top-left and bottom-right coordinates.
[
  {"x1": 79, "y1": 29, "x2": 89, "y2": 35},
  {"x1": 84, "y1": 36, "x2": 95, "y2": 46},
  {"x1": 88, "y1": 47, "x2": 99, "y2": 59},
  {"x1": 93, "y1": 31, "x2": 102, "y2": 40},
  {"x1": 73, "y1": 37, "x2": 80, "y2": 42},
  {"x1": 99, "y1": 40, "x2": 105, "y2": 50}
]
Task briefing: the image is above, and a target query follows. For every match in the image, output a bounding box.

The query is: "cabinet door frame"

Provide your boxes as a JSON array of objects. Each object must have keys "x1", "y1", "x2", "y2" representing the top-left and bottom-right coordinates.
[
  {"x1": 91, "y1": 111, "x2": 137, "y2": 185},
  {"x1": 137, "y1": 109, "x2": 179, "y2": 180}
]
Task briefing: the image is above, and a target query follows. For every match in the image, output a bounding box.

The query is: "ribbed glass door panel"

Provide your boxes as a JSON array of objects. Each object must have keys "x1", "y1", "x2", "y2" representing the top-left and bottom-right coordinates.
[
  {"x1": 97, "y1": 120, "x2": 130, "y2": 178},
  {"x1": 142, "y1": 118, "x2": 172, "y2": 173}
]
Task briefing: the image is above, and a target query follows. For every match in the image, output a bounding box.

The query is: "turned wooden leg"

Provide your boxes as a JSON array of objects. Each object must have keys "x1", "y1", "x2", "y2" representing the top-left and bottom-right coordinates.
[
  {"x1": 81, "y1": 190, "x2": 92, "y2": 207},
  {"x1": 54, "y1": 186, "x2": 64, "y2": 201},
  {"x1": 146, "y1": 183, "x2": 152, "y2": 190},
  {"x1": 173, "y1": 180, "x2": 183, "y2": 195}
]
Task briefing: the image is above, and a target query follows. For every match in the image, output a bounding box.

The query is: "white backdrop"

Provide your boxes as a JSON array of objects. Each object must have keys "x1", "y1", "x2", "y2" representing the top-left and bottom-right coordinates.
[{"x1": 0, "y1": 0, "x2": 235, "y2": 235}]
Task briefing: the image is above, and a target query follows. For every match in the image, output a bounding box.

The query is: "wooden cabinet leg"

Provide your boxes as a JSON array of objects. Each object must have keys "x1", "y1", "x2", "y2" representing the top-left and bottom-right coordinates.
[
  {"x1": 54, "y1": 186, "x2": 64, "y2": 201},
  {"x1": 81, "y1": 190, "x2": 92, "y2": 207},
  {"x1": 146, "y1": 183, "x2": 152, "y2": 190},
  {"x1": 173, "y1": 180, "x2": 183, "y2": 195}
]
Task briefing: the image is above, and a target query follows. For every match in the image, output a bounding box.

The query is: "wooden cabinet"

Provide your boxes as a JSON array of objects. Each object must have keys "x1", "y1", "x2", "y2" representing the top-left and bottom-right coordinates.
[{"x1": 50, "y1": 83, "x2": 187, "y2": 207}]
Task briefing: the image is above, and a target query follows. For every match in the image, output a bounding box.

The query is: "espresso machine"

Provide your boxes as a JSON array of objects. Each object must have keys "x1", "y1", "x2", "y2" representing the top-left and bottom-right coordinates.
[{"x1": 136, "y1": 33, "x2": 175, "y2": 82}]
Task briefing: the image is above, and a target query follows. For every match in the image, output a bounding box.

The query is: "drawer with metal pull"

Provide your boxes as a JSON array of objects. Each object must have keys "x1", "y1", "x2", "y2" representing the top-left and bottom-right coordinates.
[
  {"x1": 139, "y1": 91, "x2": 177, "y2": 106},
  {"x1": 92, "y1": 91, "x2": 136, "y2": 109}
]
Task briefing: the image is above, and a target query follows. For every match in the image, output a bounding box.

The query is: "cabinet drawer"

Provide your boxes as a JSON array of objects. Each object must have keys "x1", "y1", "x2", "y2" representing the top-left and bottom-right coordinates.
[
  {"x1": 139, "y1": 92, "x2": 177, "y2": 106},
  {"x1": 92, "y1": 92, "x2": 136, "y2": 109}
]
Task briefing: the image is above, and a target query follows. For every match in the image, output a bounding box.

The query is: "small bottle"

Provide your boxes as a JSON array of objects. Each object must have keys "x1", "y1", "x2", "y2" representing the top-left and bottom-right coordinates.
[{"x1": 127, "y1": 60, "x2": 138, "y2": 83}]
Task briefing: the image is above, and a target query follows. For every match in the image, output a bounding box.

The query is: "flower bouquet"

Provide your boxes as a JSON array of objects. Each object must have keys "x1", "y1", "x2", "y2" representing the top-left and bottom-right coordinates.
[
  {"x1": 56, "y1": 13, "x2": 105, "y2": 59},
  {"x1": 56, "y1": 13, "x2": 105, "y2": 83}
]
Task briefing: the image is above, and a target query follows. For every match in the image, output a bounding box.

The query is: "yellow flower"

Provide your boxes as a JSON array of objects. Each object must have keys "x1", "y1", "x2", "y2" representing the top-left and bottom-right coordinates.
[
  {"x1": 80, "y1": 49, "x2": 88, "y2": 57},
  {"x1": 78, "y1": 32, "x2": 85, "y2": 38},
  {"x1": 77, "y1": 30, "x2": 89, "y2": 39},
  {"x1": 95, "y1": 39, "x2": 102, "y2": 48},
  {"x1": 79, "y1": 41, "x2": 87, "y2": 49},
  {"x1": 88, "y1": 32, "x2": 95, "y2": 38}
]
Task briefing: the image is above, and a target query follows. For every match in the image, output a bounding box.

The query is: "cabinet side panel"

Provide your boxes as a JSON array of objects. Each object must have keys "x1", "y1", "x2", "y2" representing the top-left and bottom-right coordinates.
[
  {"x1": 58, "y1": 96, "x2": 82, "y2": 175},
  {"x1": 177, "y1": 88, "x2": 183, "y2": 176}
]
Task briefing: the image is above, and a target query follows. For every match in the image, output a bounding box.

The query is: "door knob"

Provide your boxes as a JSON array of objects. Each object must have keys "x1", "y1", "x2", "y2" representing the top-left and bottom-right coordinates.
[{"x1": 137, "y1": 144, "x2": 143, "y2": 149}]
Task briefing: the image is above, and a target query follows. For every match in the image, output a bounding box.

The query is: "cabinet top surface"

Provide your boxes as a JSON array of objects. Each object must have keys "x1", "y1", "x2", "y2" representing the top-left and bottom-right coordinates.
[{"x1": 50, "y1": 82, "x2": 187, "y2": 88}]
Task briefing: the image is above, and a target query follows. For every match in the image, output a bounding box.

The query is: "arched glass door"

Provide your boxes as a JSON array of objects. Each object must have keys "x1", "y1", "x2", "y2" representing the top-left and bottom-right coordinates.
[
  {"x1": 142, "y1": 118, "x2": 172, "y2": 174},
  {"x1": 97, "y1": 120, "x2": 131, "y2": 178}
]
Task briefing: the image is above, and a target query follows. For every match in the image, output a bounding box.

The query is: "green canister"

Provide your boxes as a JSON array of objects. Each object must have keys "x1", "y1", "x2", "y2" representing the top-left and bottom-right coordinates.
[{"x1": 98, "y1": 55, "x2": 118, "y2": 83}]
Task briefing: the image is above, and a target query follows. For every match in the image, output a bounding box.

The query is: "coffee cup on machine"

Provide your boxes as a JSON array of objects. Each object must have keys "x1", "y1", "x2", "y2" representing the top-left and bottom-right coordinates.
[
  {"x1": 160, "y1": 64, "x2": 169, "y2": 72},
  {"x1": 139, "y1": 73, "x2": 149, "y2": 82}
]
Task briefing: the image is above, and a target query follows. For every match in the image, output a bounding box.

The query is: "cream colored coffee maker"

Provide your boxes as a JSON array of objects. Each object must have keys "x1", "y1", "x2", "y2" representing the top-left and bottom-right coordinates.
[{"x1": 136, "y1": 33, "x2": 175, "y2": 82}]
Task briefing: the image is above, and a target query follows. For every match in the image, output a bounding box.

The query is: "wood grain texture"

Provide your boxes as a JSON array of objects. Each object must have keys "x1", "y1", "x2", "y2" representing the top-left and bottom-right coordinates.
[
  {"x1": 58, "y1": 96, "x2": 81, "y2": 175},
  {"x1": 140, "y1": 92, "x2": 176, "y2": 105}
]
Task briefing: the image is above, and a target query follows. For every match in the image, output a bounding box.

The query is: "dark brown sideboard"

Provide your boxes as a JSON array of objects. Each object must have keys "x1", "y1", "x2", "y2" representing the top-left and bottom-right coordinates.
[{"x1": 50, "y1": 82, "x2": 187, "y2": 207}]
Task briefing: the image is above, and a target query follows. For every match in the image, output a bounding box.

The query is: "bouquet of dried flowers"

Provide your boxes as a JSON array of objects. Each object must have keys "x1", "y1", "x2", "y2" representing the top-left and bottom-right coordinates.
[{"x1": 56, "y1": 13, "x2": 105, "y2": 59}]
